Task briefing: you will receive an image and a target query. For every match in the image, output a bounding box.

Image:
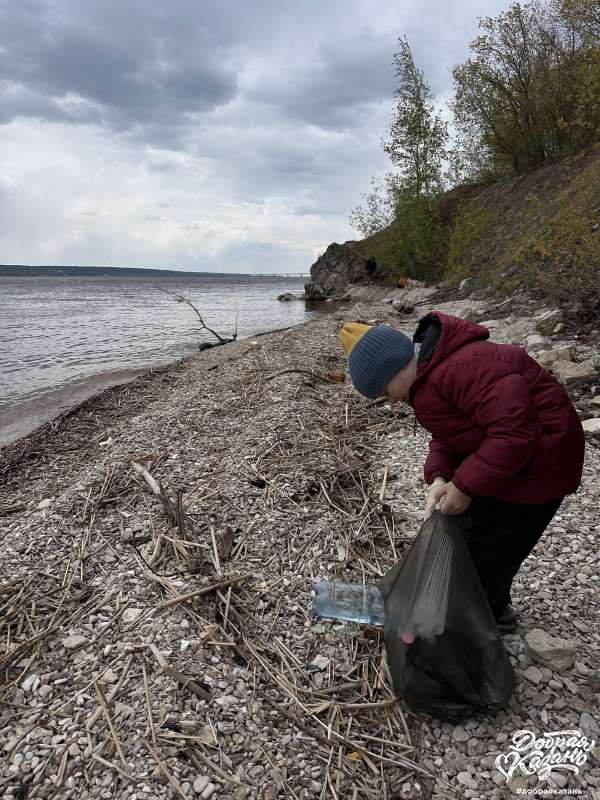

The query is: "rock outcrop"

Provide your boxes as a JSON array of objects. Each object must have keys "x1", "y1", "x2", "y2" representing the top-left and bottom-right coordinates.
[
  {"x1": 277, "y1": 292, "x2": 303, "y2": 301},
  {"x1": 304, "y1": 241, "x2": 390, "y2": 300}
]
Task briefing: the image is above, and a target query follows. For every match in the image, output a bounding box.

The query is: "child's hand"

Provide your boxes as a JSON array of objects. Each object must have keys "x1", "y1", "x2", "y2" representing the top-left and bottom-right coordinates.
[
  {"x1": 432, "y1": 481, "x2": 471, "y2": 516},
  {"x1": 423, "y1": 477, "x2": 447, "y2": 520}
]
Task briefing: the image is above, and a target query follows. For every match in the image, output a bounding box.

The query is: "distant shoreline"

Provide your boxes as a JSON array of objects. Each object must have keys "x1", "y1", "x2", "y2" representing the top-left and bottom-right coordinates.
[{"x1": 0, "y1": 265, "x2": 308, "y2": 278}]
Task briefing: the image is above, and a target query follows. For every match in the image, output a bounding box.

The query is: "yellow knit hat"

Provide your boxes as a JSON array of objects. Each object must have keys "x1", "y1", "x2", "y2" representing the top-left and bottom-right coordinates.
[{"x1": 340, "y1": 322, "x2": 371, "y2": 357}]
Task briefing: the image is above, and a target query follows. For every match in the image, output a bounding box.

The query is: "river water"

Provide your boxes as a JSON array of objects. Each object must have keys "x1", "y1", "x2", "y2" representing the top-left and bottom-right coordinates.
[{"x1": 0, "y1": 273, "x2": 324, "y2": 445}]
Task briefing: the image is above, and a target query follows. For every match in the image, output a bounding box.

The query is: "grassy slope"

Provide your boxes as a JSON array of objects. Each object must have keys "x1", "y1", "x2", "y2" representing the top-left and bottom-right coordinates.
[{"x1": 350, "y1": 143, "x2": 600, "y2": 300}]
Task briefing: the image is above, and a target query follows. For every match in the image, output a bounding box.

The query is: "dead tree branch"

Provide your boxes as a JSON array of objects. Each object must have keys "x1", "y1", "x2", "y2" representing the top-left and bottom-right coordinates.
[{"x1": 158, "y1": 287, "x2": 237, "y2": 345}]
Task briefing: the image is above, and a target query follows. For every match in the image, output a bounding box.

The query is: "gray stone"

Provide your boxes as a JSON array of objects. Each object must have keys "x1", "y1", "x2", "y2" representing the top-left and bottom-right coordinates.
[
  {"x1": 582, "y1": 418, "x2": 600, "y2": 434},
  {"x1": 553, "y1": 359, "x2": 596, "y2": 386},
  {"x1": 193, "y1": 776, "x2": 210, "y2": 794},
  {"x1": 526, "y1": 333, "x2": 547, "y2": 350},
  {"x1": 480, "y1": 319, "x2": 501, "y2": 329},
  {"x1": 537, "y1": 346, "x2": 573, "y2": 366},
  {"x1": 523, "y1": 665, "x2": 544, "y2": 685},
  {"x1": 452, "y1": 726, "x2": 469, "y2": 742},
  {"x1": 525, "y1": 628, "x2": 576, "y2": 672},
  {"x1": 122, "y1": 608, "x2": 143, "y2": 624},
  {"x1": 549, "y1": 772, "x2": 568, "y2": 788},
  {"x1": 21, "y1": 674, "x2": 40, "y2": 692},
  {"x1": 508, "y1": 775, "x2": 529, "y2": 793},
  {"x1": 535, "y1": 308, "x2": 562, "y2": 335},
  {"x1": 277, "y1": 293, "x2": 299, "y2": 301},
  {"x1": 457, "y1": 771, "x2": 478, "y2": 790},
  {"x1": 61, "y1": 634, "x2": 88, "y2": 650},
  {"x1": 456, "y1": 307, "x2": 481, "y2": 322},
  {"x1": 579, "y1": 711, "x2": 600, "y2": 740}
]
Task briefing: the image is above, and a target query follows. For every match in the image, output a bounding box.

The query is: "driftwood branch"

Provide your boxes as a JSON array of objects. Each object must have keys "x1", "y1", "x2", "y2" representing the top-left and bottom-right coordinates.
[
  {"x1": 155, "y1": 574, "x2": 248, "y2": 612},
  {"x1": 158, "y1": 287, "x2": 236, "y2": 344},
  {"x1": 148, "y1": 643, "x2": 211, "y2": 700},
  {"x1": 131, "y1": 461, "x2": 178, "y2": 527}
]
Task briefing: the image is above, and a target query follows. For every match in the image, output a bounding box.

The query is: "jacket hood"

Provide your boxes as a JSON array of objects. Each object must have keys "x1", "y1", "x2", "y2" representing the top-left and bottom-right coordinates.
[{"x1": 409, "y1": 311, "x2": 490, "y2": 403}]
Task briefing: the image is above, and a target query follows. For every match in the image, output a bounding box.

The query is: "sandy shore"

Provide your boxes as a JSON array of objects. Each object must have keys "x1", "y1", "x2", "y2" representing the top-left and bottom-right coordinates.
[{"x1": 1, "y1": 285, "x2": 599, "y2": 800}]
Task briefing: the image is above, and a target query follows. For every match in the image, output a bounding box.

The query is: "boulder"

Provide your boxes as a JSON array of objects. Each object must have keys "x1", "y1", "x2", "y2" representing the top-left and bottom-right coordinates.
[
  {"x1": 552, "y1": 360, "x2": 596, "y2": 386},
  {"x1": 537, "y1": 346, "x2": 574, "y2": 366},
  {"x1": 535, "y1": 309, "x2": 562, "y2": 335},
  {"x1": 304, "y1": 242, "x2": 390, "y2": 300},
  {"x1": 524, "y1": 629, "x2": 576, "y2": 672},
  {"x1": 277, "y1": 293, "x2": 299, "y2": 301}
]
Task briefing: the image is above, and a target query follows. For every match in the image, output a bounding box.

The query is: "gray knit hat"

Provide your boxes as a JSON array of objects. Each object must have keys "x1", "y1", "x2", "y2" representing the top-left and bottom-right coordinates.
[{"x1": 348, "y1": 325, "x2": 414, "y2": 399}]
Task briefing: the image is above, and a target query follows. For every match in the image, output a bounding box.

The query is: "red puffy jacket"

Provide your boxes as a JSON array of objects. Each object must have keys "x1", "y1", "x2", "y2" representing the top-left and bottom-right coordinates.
[{"x1": 408, "y1": 312, "x2": 585, "y2": 503}]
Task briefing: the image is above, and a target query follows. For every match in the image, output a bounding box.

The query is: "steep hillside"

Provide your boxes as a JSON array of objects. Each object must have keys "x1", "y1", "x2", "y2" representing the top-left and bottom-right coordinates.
[
  {"x1": 446, "y1": 143, "x2": 600, "y2": 308},
  {"x1": 306, "y1": 143, "x2": 600, "y2": 314}
]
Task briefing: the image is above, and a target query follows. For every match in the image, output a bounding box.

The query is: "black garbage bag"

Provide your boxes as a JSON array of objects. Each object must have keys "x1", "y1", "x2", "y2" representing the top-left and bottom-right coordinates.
[{"x1": 377, "y1": 511, "x2": 515, "y2": 722}]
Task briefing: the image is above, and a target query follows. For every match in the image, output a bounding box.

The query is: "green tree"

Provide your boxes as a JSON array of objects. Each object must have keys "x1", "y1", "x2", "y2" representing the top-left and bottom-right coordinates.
[
  {"x1": 450, "y1": 0, "x2": 600, "y2": 183},
  {"x1": 348, "y1": 173, "x2": 400, "y2": 237},
  {"x1": 384, "y1": 36, "x2": 448, "y2": 203},
  {"x1": 350, "y1": 36, "x2": 449, "y2": 282}
]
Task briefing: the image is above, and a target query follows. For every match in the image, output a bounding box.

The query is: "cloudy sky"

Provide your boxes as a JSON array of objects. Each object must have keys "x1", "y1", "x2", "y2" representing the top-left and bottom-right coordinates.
[{"x1": 0, "y1": 0, "x2": 509, "y2": 273}]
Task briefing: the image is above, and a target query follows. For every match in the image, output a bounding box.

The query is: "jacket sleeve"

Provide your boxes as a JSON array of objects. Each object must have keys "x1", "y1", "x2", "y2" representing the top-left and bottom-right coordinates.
[
  {"x1": 436, "y1": 358, "x2": 541, "y2": 498},
  {"x1": 424, "y1": 437, "x2": 462, "y2": 484}
]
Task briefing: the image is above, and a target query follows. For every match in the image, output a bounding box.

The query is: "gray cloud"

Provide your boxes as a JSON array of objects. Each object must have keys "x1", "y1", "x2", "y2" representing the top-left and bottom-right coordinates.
[
  {"x1": 0, "y1": 0, "x2": 511, "y2": 271},
  {"x1": 0, "y1": 0, "x2": 238, "y2": 132}
]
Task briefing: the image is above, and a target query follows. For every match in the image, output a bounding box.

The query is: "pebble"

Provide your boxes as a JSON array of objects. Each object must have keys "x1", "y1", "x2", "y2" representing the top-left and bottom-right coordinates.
[
  {"x1": 21, "y1": 674, "x2": 40, "y2": 692},
  {"x1": 549, "y1": 772, "x2": 568, "y2": 788},
  {"x1": 122, "y1": 608, "x2": 143, "y2": 624},
  {"x1": 61, "y1": 634, "x2": 88, "y2": 650},
  {"x1": 452, "y1": 726, "x2": 469, "y2": 742},
  {"x1": 562, "y1": 676, "x2": 578, "y2": 693},
  {"x1": 523, "y1": 665, "x2": 543, "y2": 684},
  {"x1": 579, "y1": 711, "x2": 600, "y2": 740},
  {"x1": 457, "y1": 771, "x2": 478, "y2": 789},
  {"x1": 193, "y1": 776, "x2": 210, "y2": 795}
]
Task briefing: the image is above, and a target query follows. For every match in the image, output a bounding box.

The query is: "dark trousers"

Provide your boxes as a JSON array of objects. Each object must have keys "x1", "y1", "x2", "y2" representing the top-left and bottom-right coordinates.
[{"x1": 454, "y1": 496, "x2": 564, "y2": 619}]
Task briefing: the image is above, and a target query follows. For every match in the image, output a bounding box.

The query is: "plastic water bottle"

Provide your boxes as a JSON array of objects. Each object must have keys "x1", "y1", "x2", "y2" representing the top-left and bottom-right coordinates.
[{"x1": 312, "y1": 580, "x2": 385, "y2": 626}]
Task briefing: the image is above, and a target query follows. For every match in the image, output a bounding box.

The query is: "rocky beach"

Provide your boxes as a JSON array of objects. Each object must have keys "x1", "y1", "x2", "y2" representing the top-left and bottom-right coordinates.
[{"x1": 1, "y1": 283, "x2": 599, "y2": 800}]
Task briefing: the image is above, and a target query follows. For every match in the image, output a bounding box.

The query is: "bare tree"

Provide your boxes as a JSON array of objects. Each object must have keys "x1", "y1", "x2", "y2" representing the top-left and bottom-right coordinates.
[{"x1": 159, "y1": 287, "x2": 238, "y2": 346}]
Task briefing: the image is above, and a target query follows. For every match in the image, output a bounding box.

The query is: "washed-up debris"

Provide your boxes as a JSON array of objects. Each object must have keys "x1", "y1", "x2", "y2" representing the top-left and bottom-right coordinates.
[{"x1": 0, "y1": 284, "x2": 598, "y2": 799}]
